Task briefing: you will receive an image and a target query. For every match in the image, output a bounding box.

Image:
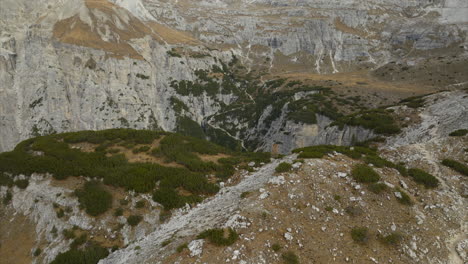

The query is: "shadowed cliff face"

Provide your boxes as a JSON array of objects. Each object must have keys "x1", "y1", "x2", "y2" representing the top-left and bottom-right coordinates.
[{"x1": 0, "y1": 0, "x2": 467, "y2": 153}]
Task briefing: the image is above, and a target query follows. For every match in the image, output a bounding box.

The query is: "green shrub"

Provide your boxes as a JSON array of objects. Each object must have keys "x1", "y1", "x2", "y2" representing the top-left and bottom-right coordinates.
[
  {"x1": 332, "y1": 109, "x2": 400, "y2": 135},
  {"x1": 71, "y1": 234, "x2": 87, "y2": 248},
  {"x1": 197, "y1": 228, "x2": 238, "y2": 246},
  {"x1": 63, "y1": 229, "x2": 76, "y2": 239},
  {"x1": 351, "y1": 164, "x2": 380, "y2": 183},
  {"x1": 407, "y1": 168, "x2": 439, "y2": 188},
  {"x1": 75, "y1": 181, "x2": 112, "y2": 216},
  {"x1": 449, "y1": 129, "x2": 468, "y2": 137},
  {"x1": 281, "y1": 251, "x2": 299, "y2": 264},
  {"x1": 176, "y1": 243, "x2": 188, "y2": 253},
  {"x1": 152, "y1": 189, "x2": 203, "y2": 210},
  {"x1": 14, "y1": 179, "x2": 29, "y2": 189},
  {"x1": 368, "y1": 183, "x2": 387, "y2": 194},
  {"x1": 351, "y1": 227, "x2": 369, "y2": 243},
  {"x1": 0, "y1": 173, "x2": 13, "y2": 187},
  {"x1": 127, "y1": 215, "x2": 143, "y2": 226},
  {"x1": 2, "y1": 191, "x2": 12, "y2": 205},
  {"x1": 50, "y1": 244, "x2": 109, "y2": 264},
  {"x1": 297, "y1": 151, "x2": 324, "y2": 159},
  {"x1": 379, "y1": 232, "x2": 402, "y2": 246},
  {"x1": 275, "y1": 162, "x2": 292, "y2": 173},
  {"x1": 132, "y1": 146, "x2": 151, "y2": 154},
  {"x1": 240, "y1": 192, "x2": 250, "y2": 198},
  {"x1": 272, "y1": 243, "x2": 282, "y2": 252},
  {"x1": 161, "y1": 240, "x2": 171, "y2": 247},
  {"x1": 442, "y1": 159, "x2": 468, "y2": 176},
  {"x1": 33, "y1": 248, "x2": 42, "y2": 257},
  {"x1": 395, "y1": 188, "x2": 412, "y2": 205},
  {"x1": 0, "y1": 129, "x2": 261, "y2": 211},
  {"x1": 135, "y1": 200, "x2": 146, "y2": 208},
  {"x1": 56, "y1": 209, "x2": 65, "y2": 218},
  {"x1": 363, "y1": 155, "x2": 394, "y2": 168},
  {"x1": 114, "y1": 208, "x2": 123, "y2": 217},
  {"x1": 394, "y1": 163, "x2": 408, "y2": 177}
]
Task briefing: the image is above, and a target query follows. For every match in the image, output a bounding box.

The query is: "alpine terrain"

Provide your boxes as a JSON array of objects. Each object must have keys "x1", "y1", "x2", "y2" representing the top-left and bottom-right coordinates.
[{"x1": 0, "y1": 0, "x2": 467, "y2": 263}]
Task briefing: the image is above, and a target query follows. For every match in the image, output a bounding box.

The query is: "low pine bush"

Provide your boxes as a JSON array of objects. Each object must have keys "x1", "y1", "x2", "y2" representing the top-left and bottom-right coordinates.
[
  {"x1": 442, "y1": 159, "x2": 468, "y2": 176},
  {"x1": 127, "y1": 215, "x2": 143, "y2": 226},
  {"x1": 14, "y1": 179, "x2": 29, "y2": 189},
  {"x1": 407, "y1": 168, "x2": 439, "y2": 188},
  {"x1": 75, "y1": 181, "x2": 112, "y2": 216},
  {"x1": 351, "y1": 164, "x2": 380, "y2": 183},
  {"x1": 449, "y1": 129, "x2": 468, "y2": 137},
  {"x1": 281, "y1": 251, "x2": 300, "y2": 264},
  {"x1": 395, "y1": 188, "x2": 412, "y2": 205},
  {"x1": 275, "y1": 162, "x2": 292, "y2": 173},
  {"x1": 368, "y1": 183, "x2": 387, "y2": 194},
  {"x1": 50, "y1": 244, "x2": 109, "y2": 264},
  {"x1": 379, "y1": 232, "x2": 402, "y2": 246},
  {"x1": 351, "y1": 227, "x2": 369, "y2": 243},
  {"x1": 197, "y1": 228, "x2": 238, "y2": 246}
]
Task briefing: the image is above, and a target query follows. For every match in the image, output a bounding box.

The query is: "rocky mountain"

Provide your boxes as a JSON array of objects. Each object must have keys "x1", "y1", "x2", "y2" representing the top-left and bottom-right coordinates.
[
  {"x1": 0, "y1": 90, "x2": 466, "y2": 264},
  {"x1": 0, "y1": 0, "x2": 467, "y2": 263},
  {"x1": 1, "y1": 0, "x2": 467, "y2": 154}
]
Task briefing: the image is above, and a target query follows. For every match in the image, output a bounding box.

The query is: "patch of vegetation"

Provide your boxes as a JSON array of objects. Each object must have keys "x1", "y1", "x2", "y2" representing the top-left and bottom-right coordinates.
[
  {"x1": 442, "y1": 159, "x2": 468, "y2": 176},
  {"x1": 0, "y1": 129, "x2": 266, "y2": 210},
  {"x1": 272, "y1": 243, "x2": 282, "y2": 252},
  {"x1": 0, "y1": 173, "x2": 13, "y2": 187},
  {"x1": 161, "y1": 239, "x2": 171, "y2": 247},
  {"x1": 167, "y1": 49, "x2": 182, "y2": 58},
  {"x1": 170, "y1": 97, "x2": 189, "y2": 113},
  {"x1": 127, "y1": 215, "x2": 143, "y2": 226},
  {"x1": 71, "y1": 234, "x2": 87, "y2": 248},
  {"x1": 448, "y1": 129, "x2": 467, "y2": 137},
  {"x1": 175, "y1": 117, "x2": 205, "y2": 139},
  {"x1": 3, "y1": 191, "x2": 12, "y2": 204},
  {"x1": 50, "y1": 244, "x2": 109, "y2": 264},
  {"x1": 176, "y1": 243, "x2": 188, "y2": 253},
  {"x1": 351, "y1": 164, "x2": 380, "y2": 183},
  {"x1": 197, "y1": 228, "x2": 238, "y2": 246},
  {"x1": 240, "y1": 191, "x2": 250, "y2": 198},
  {"x1": 63, "y1": 229, "x2": 76, "y2": 239},
  {"x1": 293, "y1": 145, "x2": 376, "y2": 160},
  {"x1": 136, "y1": 73, "x2": 149, "y2": 80},
  {"x1": 351, "y1": 227, "x2": 369, "y2": 243},
  {"x1": 135, "y1": 200, "x2": 146, "y2": 208},
  {"x1": 114, "y1": 208, "x2": 123, "y2": 217},
  {"x1": 281, "y1": 251, "x2": 299, "y2": 264},
  {"x1": 132, "y1": 146, "x2": 150, "y2": 154},
  {"x1": 379, "y1": 232, "x2": 402, "y2": 246},
  {"x1": 56, "y1": 208, "x2": 65, "y2": 218},
  {"x1": 75, "y1": 181, "x2": 112, "y2": 216},
  {"x1": 14, "y1": 179, "x2": 29, "y2": 189},
  {"x1": 368, "y1": 183, "x2": 387, "y2": 194},
  {"x1": 407, "y1": 168, "x2": 439, "y2": 188},
  {"x1": 363, "y1": 155, "x2": 394, "y2": 168},
  {"x1": 400, "y1": 95, "x2": 426, "y2": 108},
  {"x1": 332, "y1": 109, "x2": 400, "y2": 135},
  {"x1": 33, "y1": 248, "x2": 42, "y2": 257},
  {"x1": 275, "y1": 162, "x2": 292, "y2": 173},
  {"x1": 395, "y1": 188, "x2": 412, "y2": 205}
]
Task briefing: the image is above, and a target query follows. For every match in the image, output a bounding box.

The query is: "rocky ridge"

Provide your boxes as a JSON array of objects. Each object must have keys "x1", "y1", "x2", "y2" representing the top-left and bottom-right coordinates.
[
  {"x1": 0, "y1": 90, "x2": 466, "y2": 264},
  {"x1": 1, "y1": 0, "x2": 468, "y2": 153}
]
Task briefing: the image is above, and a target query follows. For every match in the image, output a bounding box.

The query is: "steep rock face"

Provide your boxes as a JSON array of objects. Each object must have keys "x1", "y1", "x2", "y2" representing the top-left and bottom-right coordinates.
[
  {"x1": 0, "y1": 0, "x2": 467, "y2": 153},
  {"x1": 138, "y1": 0, "x2": 468, "y2": 73}
]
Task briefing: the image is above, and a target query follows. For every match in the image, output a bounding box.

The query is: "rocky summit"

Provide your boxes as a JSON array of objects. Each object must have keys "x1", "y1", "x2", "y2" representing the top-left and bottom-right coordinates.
[{"x1": 0, "y1": 0, "x2": 467, "y2": 264}]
